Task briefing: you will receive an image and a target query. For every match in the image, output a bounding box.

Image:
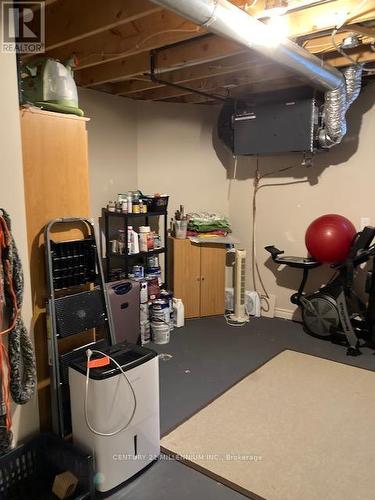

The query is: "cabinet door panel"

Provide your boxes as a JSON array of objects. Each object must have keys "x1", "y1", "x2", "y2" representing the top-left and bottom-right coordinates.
[
  {"x1": 200, "y1": 245, "x2": 226, "y2": 317},
  {"x1": 172, "y1": 239, "x2": 201, "y2": 318},
  {"x1": 21, "y1": 108, "x2": 90, "y2": 431}
]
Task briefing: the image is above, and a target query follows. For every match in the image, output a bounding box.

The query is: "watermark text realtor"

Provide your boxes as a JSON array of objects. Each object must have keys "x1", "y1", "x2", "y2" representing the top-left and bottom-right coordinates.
[{"x1": 2, "y1": 2, "x2": 45, "y2": 53}]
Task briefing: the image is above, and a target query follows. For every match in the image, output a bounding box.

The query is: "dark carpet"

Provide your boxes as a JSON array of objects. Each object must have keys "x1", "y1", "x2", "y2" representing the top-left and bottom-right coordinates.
[{"x1": 108, "y1": 316, "x2": 374, "y2": 499}]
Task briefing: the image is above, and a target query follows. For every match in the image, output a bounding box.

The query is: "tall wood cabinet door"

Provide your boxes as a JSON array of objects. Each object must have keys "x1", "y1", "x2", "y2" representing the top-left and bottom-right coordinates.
[
  {"x1": 21, "y1": 107, "x2": 91, "y2": 431},
  {"x1": 172, "y1": 238, "x2": 201, "y2": 318},
  {"x1": 200, "y1": 244, "x2": 226, "y2": 317}
]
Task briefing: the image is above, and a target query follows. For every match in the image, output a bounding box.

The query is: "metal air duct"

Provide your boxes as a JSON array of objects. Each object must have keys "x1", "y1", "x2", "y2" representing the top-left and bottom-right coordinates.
[{"x1": 151, "y1": 0, "x2": 363, "y2": 148}]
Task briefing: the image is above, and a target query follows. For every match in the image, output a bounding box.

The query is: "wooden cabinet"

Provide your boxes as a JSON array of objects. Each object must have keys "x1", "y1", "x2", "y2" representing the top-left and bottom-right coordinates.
[
  {"x1": 169, "y1": 237, "x2": 226, "y2": 318},
  {"x1": 21, "y1": 107, "x2": 91, "y2": 431}
]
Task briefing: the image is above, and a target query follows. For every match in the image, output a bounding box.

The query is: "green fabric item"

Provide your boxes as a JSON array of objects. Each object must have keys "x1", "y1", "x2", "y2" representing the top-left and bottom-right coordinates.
[
  {"x1": 35, "y1": 101, "x2": 84, "y2": 117},
  {"x1": 188, "y1": 220, "x2": 231, "y2": 233}
]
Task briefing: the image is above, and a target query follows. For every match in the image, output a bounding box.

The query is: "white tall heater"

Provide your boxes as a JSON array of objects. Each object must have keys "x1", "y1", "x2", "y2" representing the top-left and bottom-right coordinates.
[
  {"x1": 69, "y1": 344, "x2": 160, "y2": 494},
  {"x1": 229, "y1": 249, "x2": 249, "y2": 323}
]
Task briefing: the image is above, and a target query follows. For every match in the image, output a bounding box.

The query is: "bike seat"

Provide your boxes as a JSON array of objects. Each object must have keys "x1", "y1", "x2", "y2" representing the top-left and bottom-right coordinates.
[{"x1": 265, "y1": 245, "x2": 321, "y2": 269}]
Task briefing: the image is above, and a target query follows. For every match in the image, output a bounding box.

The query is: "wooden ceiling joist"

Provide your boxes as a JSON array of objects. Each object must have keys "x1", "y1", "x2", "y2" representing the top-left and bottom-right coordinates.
[
  {"x1": 76, "y1": 53, "x2": 151, "y2": 87},
  {"x1": 75, "y1": 0, "x2": 375, "y2": 90},
  {"x1": 44, "y1": 1, "x2": 248, "y2": 68},
  {"x1": 26, "y1": 0, "x2": 375, "y2": 103},
  {"x1": 44, "y1": 0, "x2": 162, "y2": 51},
  {"x1": 110, "y1": 29, "x2": 375, "y2": 97},
  {"x1": 111, "y1": 52, "x2": 262, "y2": 96},
  {"x1": 46, "y1": 10, "x2": 206, "y2": 70},
  {"x1": 75, "y1": 36, "x2": 244, "y2": 87},
  {"x1": 129, "y1": 64, "x2": 292, "y2": 101}
]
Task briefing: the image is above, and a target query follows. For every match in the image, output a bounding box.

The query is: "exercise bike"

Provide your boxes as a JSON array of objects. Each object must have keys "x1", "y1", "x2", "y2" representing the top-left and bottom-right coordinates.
[{"x1": 265, "y1": 226, "x2": 375, "y2": 356}]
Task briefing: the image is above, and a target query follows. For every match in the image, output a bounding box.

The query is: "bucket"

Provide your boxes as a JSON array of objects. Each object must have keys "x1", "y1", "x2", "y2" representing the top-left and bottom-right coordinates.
[
  {"x1": 160, "y1": 290, "x2": 174, "y2": 329},
  {"x1": 151, "y1": 321, "x2": 170, "y2": 344},
  {"x1": 150, "y1": 299, "x2": 170, "y2": 324}
]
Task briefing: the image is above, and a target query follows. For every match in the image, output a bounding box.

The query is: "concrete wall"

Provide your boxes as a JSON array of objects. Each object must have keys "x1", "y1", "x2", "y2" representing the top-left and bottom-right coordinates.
[{"x1": 0, "y1": 5, "x2": 39, "y2": 442}]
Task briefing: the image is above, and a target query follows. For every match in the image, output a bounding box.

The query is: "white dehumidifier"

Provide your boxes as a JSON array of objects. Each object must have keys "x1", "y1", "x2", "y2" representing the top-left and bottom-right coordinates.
[{"x1": 69, "y1": 343, "x2": 160, "y2": 494}]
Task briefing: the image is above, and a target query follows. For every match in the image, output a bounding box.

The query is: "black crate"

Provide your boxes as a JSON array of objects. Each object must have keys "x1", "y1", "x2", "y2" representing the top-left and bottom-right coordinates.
[
  {"x1": 144, "y1": 195, "x2": 169, "y2": 212},
  {"x1": 0, "y1": 433, "x2": 94, "y2": 500},
  {"x1": 51, "y1": 238, "x2": 96, "y2": 290}
]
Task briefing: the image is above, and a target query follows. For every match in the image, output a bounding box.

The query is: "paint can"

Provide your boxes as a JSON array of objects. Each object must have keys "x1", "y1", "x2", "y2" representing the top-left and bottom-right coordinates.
[
  {"x1": 150, "y1": 299, "x2": 170, "y2": 324},
  {"x1": 147, "y1": 278, "x2": 160, "y2": 300},
  {"x1": 140, "y1": 320, "x2": 151, "y2": 344},
  {"x1": 132, "y1": 265, "x2": 144, "y2": 279},
  {"x1": 146, "y1": 255, "x2": 159, "y2": 268},
  {"x1": 160, "y1": 290, "x2": 174, "y2": 329},
  {"x1": 151, "y1": 321, "x2": 170, "y2": 344},
  {"x1": 153, "y1": 235, "x2": 162, "y2": 250},
  {"x1": 146, "y1": 267, "x2": 162, "y2": 286}
]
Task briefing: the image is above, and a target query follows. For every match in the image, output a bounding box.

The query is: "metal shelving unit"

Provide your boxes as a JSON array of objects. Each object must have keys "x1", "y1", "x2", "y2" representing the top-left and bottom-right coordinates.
[{"x1": 103, "y1": 208, "x2": 168, "y2": 284}]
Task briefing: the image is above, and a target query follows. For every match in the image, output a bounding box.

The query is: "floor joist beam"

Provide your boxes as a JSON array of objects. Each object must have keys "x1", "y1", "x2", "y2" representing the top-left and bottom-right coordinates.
[
  {"x1": 44, "y1": 0, "x2": 162, "y2": 51},
  {"x1": 75, "y1": 0, "x2": 375, "y2": 87}
]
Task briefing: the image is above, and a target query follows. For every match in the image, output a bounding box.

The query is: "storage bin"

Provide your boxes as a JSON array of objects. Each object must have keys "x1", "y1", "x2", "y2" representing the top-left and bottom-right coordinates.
[
  {"x1": 144, "y1": 195, "x2": 169, "y2": 212},
  {"x1": 0, "y1": 433, "x2": 94, "y2": 500}
]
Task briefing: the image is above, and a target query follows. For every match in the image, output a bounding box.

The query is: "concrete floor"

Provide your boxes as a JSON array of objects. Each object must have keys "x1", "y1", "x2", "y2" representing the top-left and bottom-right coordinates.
[{"x1": 108, "y1": 316, "x2": 375, "y2": 500}]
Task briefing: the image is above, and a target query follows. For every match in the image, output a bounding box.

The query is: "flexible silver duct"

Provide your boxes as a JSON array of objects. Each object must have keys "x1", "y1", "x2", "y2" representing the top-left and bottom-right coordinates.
[
  {"x1": 319, "y1": 64, "x2": 363, "y2": 148},
  {"x1": 151, "y1": 0, "x2": 363, "y2": 148}
]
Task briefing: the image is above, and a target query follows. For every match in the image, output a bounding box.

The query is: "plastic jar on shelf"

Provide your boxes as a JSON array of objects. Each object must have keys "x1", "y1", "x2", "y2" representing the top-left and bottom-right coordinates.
[{"x1": 139, "y1": 226, "x2": 150, "y2": 253}]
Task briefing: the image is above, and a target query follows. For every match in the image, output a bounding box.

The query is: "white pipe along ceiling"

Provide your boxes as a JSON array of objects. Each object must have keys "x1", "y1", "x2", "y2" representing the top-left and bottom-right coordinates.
[{"x1": 150, "y1": 0, "x2": 364, "y2": 148}]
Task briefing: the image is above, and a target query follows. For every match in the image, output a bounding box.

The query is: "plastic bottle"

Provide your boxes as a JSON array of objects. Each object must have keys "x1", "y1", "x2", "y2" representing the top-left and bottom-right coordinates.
[
  {"x1": 127, "y1": 226, "x2": 134, "y2": 254},
  {"x1": 139, "y1": 226, "x2": 150, "y2": 252},
  {"x1": 127, "y1": 193, "x2": 133, "y2": 214},
  {"x1": 127, "y1": 226, "x2": 139, "y2": 254},
  {"x1": 132, "y1": 195, "x2": 140, "y2": 214},
  {"x1": 147, "y1": 231, "x2": 154, "y2": 251},
  {"x1": 173, "y1": 298, "x2": 185, "y2": 328},
  {"x1": 133, "y1": 229, "x2": 139, "y2": 254}
]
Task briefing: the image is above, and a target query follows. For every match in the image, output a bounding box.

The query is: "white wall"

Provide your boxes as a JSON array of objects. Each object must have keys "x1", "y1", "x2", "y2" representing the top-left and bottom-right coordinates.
[
  {"x1": 227, "y1": 83, "x2": 375, "y2": 318},
  {"x1": 0, "y1": 8, "x2": 39, "y2": 441},
  {"x1": 82, "y1": 82, "x2": 375, "y2": 320},
  {"x1": 137, "y1": 101, "x2": 230, "y2": 219},
  {"x1": 78, "y1": 88, "x2": 138, "y2": 221}
]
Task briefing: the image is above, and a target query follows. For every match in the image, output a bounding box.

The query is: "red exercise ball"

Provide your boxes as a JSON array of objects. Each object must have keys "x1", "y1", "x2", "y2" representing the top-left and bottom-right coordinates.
[{"x1": 305, "y1": 214, "x2": 356, "y2": 264}]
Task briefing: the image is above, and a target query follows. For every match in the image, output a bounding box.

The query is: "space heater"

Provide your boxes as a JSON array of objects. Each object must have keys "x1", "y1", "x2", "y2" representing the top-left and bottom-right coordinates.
[{"x1": 229, "y1": 249, "x2": 249, "y2": 323}]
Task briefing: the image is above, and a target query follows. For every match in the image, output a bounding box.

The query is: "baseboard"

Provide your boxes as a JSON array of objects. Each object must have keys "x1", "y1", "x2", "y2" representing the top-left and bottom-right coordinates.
[{"x1": 274, "y1": 307, "x2": 295, "y2": 320}]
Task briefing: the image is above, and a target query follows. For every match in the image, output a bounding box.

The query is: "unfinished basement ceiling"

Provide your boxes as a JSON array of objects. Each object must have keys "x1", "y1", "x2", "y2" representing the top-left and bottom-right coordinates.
[{"x1": 24, "y1": 0, "x2": 375, "y2": 104}]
